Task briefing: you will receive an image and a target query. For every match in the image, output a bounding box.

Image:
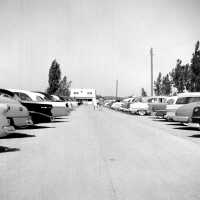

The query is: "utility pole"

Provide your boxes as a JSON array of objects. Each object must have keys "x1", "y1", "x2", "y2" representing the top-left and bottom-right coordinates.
[
  {"x1": 150, "y1": 48, "x2": 153, "y2": 96},
  {"x1": 115, "y1": 80, "x2": 118, "y2": 100}
]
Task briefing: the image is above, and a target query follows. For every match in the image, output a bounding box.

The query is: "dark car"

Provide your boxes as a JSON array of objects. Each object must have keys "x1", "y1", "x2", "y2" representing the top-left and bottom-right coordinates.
[{"x1": 0, "y1": 89, "x2": 53, "y2": 124}]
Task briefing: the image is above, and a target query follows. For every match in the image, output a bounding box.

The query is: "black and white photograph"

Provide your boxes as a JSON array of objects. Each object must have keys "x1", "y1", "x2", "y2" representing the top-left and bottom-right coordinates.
[{"x1": 1, "y1": 0, "x2": 200, "y2": 199}]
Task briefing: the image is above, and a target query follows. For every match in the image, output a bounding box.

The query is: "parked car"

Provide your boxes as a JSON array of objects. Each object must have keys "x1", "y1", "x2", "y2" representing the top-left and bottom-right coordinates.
[
  {"x1": 129, "y1": 96, "x2": 167, "y2": 116},
  {"x1": 9, "y1": 89, "x2": 69, "y2": 118},
  {"x1": 149, "y1": 96, "x2": 177, "y2": 117},
  {"x1": 2, "y1": 89, "x2": 53, "y2": 124},
  {"x1": 115, "y1": 97, "x2": 136, "y2": 112},
  {"x1": 0, "y1": 103, "x2": 15, "y2": 137},
  {"x1": 34, "y1": 92, "x2": 71, "y2": 115},
  {"x1": 0, "y1": 91, "x2": 33, "y2": 127},
  {"x1": 164, "y1": 92, "x2": 200, "y2": 121},
  {"x1": 50, "y1": 95, "x2": 75, "y2": 108},
  {"x1": 104, "y1": 100, "x2": 115, "y2": 108},
  {"x1": 111, "y1": 101, "x2": 124, "y2": 110},
  {"x1": 173, "y1": 102, "x2": 200, "y2": 124}
]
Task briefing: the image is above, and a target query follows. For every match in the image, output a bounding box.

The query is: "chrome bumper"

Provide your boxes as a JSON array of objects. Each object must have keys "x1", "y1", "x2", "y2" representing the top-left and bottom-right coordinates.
[{"x1": 172, "y1": 116, "x2": 190, "y2": 122}]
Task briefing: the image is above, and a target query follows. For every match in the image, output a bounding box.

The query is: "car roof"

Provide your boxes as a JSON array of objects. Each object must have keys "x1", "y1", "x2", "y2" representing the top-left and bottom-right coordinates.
[
  {"x1": 9, "y1": 89, "x2": 42, "y2": 101},
  {"x1": 0, "y1": 89, "x2": 15, "y2": 97}
]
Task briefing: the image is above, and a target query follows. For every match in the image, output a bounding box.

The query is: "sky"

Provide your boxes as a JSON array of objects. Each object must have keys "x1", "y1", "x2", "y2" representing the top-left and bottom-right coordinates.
[{"x1": 0, "y1": 0, "x2": 200, "y2": 96}]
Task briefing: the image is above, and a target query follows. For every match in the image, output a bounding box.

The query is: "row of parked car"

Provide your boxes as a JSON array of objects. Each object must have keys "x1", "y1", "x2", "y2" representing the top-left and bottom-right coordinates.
[
  {"x1": 0, "y1": 89, "x2": 78, "y2": 137},
  {"x1": 104, "y1": 92, "x2": 200, "y2": 128}
]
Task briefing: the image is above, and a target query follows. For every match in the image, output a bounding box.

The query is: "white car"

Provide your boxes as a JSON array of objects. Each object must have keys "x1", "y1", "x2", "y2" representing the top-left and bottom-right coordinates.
[
  {"x1": 35, "y1": 92, "x2": 71, "y2": 115},
  {"x1": 111, "y1": 102, "x2": 124, "y2": 110},
  {"x1": 165, "y1": 92, "x2": 200, "y2": 121},
  {"x1": 129, "y1": 96, "x2": 167, "y2": 116},
  {"x1": 150, "y1": 96, "x2": 178, "y2": 118},
  {"x1": 51, "y1": 95, "x2": 78, "y2": 108},
  {"x1": 0, "y1": 103, "x2": 15, "y2": 137}
]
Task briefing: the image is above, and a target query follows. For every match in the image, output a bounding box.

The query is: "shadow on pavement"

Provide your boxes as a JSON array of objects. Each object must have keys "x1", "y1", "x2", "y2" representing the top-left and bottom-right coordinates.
[
  {"x1": 55, "y1": 117, "x2": 69, "y2": 120},
  {"x1": 173, "y1": 127, "x2": 199, "y2": 131},
  {"x1": 51, "y1": 120, "x2": 69, "y2": 123},
  {"x1": 0, "y1": 146, "x2": 20, "y2": 153},
  {"x1": 0, "y1": 133, "x2": 36, "y2": 139},
  {"x1": 152, "y1": 119, "x2": 168, "y2": 122},
  {"x1": 189, "y1": 134, "x2": 200, "y2": 138},
  {"x1": 167, "y1": 123, "x2": 185, "y2": 126},
  {"x1": 17, "y1": 125, "x2": 56, "y2": 130}
]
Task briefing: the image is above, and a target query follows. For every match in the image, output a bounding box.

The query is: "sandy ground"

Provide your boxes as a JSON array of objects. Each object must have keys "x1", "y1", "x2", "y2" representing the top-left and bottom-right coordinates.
[{"x1": 1, "y1": 105, "x2": 200, "y2": 200}]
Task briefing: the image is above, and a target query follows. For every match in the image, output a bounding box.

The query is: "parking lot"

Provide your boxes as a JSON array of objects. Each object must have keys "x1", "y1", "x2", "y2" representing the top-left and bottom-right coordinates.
[{"x1": 1, "y1": 105, "x2": 200, "y2": 200}]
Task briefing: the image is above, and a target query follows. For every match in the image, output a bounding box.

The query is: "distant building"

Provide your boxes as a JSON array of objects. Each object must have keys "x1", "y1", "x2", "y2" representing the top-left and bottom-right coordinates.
[{"x1": 70, "y1": 88, "x2": 96, "y2": 104}]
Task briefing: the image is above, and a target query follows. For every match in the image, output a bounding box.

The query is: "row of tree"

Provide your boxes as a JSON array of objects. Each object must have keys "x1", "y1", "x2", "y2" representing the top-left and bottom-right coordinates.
[
  {"x1": 154, "y1": 41, "x2": 200, "y2": 96},
  {"x1": 46, "y1": 59, "x2": 71, "y2": 97}
]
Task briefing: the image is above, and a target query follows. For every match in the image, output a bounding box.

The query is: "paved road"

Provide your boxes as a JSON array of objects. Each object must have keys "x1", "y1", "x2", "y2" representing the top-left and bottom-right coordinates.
[{"x1": 1, "y1": 106, "x2": 200, "y2": 200}]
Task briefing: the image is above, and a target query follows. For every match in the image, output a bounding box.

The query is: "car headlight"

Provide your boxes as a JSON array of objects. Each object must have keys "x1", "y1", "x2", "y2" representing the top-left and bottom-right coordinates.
[{"x1": 194, "y1": 107, "x2": 200, "y2": 113}]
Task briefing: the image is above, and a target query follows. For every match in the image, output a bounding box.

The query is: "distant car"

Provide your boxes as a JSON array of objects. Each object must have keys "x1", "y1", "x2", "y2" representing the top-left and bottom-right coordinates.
[
  {"x1": 104, "y1": 100, "x2": 115, "y2": 108},
  {"x1": 129, "y1": 96, "x2": 167, "y2": 116},
  {"x1": 0, "y1": 103, "x2": 15, "y2": 137},
  {"x1": 0, "y1": 92, "x2": 33, "y2": 127},
  {"x1": 173, "y1": 102, "x2": 200, "y2": 124},
  {"x1": 1, "y1": 89, "x2": 53, "y2": 124},
  {"x1": 118, "y1": 102, "x2": 131, "y2": 112},
  {"x1": 111, "y1": 101, "x2": 124, "y2": 110},
  {"x1": 165, "y1": 92, "x2": 200, "y2": 121},
  {"x1": 116, "y1": 97, "x2": 137, "y2": 112}
]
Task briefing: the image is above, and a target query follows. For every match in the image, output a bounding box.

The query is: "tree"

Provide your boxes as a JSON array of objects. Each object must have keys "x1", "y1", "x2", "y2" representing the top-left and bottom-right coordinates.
[
  {"x1": 56, "y1": 75, "x2": 72, "y2": 97},
  {"x1": 47, "y1": 59, "x2": 61, "y2": 95},
  {"x1": 184, "y1": 64, "x2": 191, "y2": 91},
  {"x1": 170, "y1": 59, "x2": 190, "y2": 93},
  {"x1": 141, "y1": 88, "x2": 147, "y2": 97},
  {"x1": 161, "y1": 74, "x2": 171, "y2": 95},
  {"x1": 190, "y1": 41, "x2": 200, "y2": 91},
  {"x1": 154, "y1": 72, "x2": 162, "y2": 95}
]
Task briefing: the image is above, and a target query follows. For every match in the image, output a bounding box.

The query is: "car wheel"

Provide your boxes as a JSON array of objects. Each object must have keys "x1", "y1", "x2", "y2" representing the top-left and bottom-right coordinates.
[{"x1": 138, "y1": 110, "x2": 146, "y2": 116}]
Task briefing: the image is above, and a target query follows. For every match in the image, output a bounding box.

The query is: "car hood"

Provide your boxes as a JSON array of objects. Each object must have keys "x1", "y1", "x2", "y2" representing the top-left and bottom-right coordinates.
[
  {"x1": 176, "y1": 102, "x2": 200, "y2": 117},
  {"x1": 0, "y1": 96, "x2": 29, "y2": 117},
  {"x1": 0, "y1": 96, "x2": 19, "y2": 104}
]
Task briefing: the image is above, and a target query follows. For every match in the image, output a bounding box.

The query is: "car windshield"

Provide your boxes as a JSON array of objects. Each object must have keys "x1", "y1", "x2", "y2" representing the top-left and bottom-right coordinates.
[
  {"x1": 15, "y1": 92, "x2": 32, "y2": 101},
  {"x1": 36, "y1": 96, "x2": 45, "y2": 102},
  {"x1": 51, "y1": 95, "x2": 61, "y2": 101},
  {"x1": 176, "y1": 97, "x2": 200, "y2": 104},
  {"x1": 0, "y1": 93, "x2": 12, "y2": 98}
]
